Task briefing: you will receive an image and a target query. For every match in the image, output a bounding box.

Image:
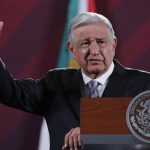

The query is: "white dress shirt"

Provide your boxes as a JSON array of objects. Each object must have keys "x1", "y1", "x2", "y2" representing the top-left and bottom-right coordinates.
[{"x1": 81, "y1": 62, "x2": 114, "y2": 97}]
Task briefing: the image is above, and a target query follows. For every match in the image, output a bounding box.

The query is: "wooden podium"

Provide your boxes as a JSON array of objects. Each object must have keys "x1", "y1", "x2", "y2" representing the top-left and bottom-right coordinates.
[{"x1": 80, "y1": 98, "x2": 145, "y2": 149}]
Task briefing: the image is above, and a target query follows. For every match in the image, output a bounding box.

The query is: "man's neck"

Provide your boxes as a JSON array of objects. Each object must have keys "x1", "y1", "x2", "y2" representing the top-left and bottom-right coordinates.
[{"x1": 81, "y1": 62, "x2": 115, "y2": 85}]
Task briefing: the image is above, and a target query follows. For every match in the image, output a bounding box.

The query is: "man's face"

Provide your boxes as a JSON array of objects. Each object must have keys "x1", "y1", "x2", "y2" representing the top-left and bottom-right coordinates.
[{"x1": 67, "y1": 23, "x2": 117, "y2": 78}]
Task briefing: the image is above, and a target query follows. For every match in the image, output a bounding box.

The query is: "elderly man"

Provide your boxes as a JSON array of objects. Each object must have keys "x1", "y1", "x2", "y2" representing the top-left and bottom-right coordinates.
[{"x1": 0, "y1": 13, "x2": 150, "y2": 150}]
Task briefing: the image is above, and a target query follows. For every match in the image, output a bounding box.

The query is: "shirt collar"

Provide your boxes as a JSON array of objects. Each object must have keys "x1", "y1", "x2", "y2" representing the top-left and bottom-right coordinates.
[{"x1": 82, "y1": 62, "x2": 114, "y2": 85}]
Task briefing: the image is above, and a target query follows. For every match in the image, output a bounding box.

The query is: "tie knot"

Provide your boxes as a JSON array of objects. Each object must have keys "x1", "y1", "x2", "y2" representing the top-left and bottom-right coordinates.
[{"x1": 88, "y1": 80, "x2": 99, "y2": 90}]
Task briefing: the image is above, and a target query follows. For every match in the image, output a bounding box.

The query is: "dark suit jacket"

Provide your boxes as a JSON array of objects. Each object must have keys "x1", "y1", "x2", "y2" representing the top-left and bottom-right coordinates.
[{"x1": 0, "y1": 59, "x2": 150, "y2": 150}]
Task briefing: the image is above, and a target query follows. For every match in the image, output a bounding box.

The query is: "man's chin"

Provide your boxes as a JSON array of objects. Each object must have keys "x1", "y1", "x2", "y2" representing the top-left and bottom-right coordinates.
[{"x1": 88, "y1": 69, "x2": 104, "y2": 76}]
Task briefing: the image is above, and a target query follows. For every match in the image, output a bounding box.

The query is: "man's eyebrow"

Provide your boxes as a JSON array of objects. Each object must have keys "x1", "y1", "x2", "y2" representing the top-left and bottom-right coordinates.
[
  {"x1": 79, "y1": 37, "x2": 106, "y2": 42},
  {"x1": 79, "y1": 38, "x2": 90, "y2": 42},
  {"x1": 91, "y1": 36, "x2": 106, "y2": 39}
]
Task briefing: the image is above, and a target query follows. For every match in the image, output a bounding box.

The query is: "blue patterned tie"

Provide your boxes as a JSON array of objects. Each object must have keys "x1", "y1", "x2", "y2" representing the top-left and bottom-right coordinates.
[{"x1": 88, "y1": 80, "x2": 99, "y2": 98}]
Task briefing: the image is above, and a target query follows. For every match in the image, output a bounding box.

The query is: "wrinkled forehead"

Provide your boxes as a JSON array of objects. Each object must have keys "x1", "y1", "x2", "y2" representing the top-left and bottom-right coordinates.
[{"x1": 0, "y1": 22, "x2": 3, "y2": 31}]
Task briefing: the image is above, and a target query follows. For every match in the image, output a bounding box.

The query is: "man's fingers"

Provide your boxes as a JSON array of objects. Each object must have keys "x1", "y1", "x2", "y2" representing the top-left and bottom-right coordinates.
[
  {"x1": 68, "y1": 127, "x2": 80, "y2": 149},
  {"x1": 62, "y1": 143, "x2": 68, "y2": 150},
  {"x1": 62, "y1": 127, "x2": 81, "y2": 150},
  {"x1": 73, "y1": 133, "x2": 79, "y2": 150},
  {"x1": 68, "y1": 128, "x2": 77, "y2": 149},
  {"x1": 62, "y1": 128, "x2": 74, "y2": 149},
  {"x1": 77, "y1": 133, "x2": 81, "y2": 146}
]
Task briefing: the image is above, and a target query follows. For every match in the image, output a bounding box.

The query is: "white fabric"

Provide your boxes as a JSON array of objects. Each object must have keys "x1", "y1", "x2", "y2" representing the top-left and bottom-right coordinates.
[{"x1": 38, "y1": 119, "x2": 50, "y2": 150}]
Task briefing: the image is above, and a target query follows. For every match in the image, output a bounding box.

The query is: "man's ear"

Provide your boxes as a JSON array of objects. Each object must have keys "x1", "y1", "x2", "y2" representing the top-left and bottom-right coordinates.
[
  {"x1": 67, "y1": 41, "x2": 74, "y2": 53},
  {"x1": 112, "y1": 37, "x2": 117, "y2": 53},
  {"x1": 67, "y1": 41, "x2": 77, "y2": 60}
]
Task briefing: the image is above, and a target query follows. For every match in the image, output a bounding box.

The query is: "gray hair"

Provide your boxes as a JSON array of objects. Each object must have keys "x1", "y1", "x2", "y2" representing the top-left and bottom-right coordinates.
[{"x1": 67, "y1": 12, "x2": 116, "y2": 42}]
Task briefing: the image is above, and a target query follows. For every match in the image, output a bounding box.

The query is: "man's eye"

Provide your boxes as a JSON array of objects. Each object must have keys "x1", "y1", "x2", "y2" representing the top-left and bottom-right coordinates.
[
  {"x1": 80, "y1": 42, "x2": 90, "y2": 48},
  {"x1": 97, "y1": 40, "x2": 105, "y2": 46}
]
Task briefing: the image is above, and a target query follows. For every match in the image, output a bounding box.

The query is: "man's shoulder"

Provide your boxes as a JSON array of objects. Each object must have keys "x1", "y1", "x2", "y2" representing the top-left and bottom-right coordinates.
[
  {"x1": 114, "y1": 60, "x2": 150, "y2": 78},
  {"x1": 117, "y1": 66, "x2": 150, "y2": 84},
  {"x1": 48, "y1": 67, "x2": 79, "y2": 73},
  {"x1": 45, "y1": 67, "x2": 80, "y2": 79},
  {"x1": 41, "y1": 68, "x2": 81, "y2": 88},
  {"x1": 125, "y1": 67, "x2": 150, "y2": 77}
]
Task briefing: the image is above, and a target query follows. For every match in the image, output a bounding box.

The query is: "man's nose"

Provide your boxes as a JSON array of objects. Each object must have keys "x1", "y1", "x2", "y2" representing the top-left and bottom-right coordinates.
[{"x1": 89, "y1": 41, "x2": 100, "y2": 55}]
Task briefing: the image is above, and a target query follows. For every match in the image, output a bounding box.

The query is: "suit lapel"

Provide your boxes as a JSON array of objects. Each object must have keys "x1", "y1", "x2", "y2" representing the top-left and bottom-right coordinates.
[
  {"x1": 102, "y1": 60, "x2": 129, "y2": 97},
  {"x1": 72, "y1": 70, "x2": 91, "y2": 98},
  {"x1": 102, "y1": 73, "x2": 127, "y2": 97}
]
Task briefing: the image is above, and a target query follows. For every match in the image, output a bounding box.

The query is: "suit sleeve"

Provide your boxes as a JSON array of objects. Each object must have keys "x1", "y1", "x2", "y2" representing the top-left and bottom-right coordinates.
[{"x1": 0, "y1": 58, "x2": 50, "y2": 115}]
